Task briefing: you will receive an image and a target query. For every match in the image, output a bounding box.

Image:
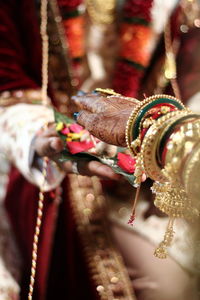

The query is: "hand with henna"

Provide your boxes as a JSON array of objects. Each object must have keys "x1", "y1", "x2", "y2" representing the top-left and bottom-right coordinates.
[
  {"x1": 33, "y1": 122, "x2": 121, "y2": 180},
  {"x1": 71, "y1": 92, "x2": 139, "y2": 147}
]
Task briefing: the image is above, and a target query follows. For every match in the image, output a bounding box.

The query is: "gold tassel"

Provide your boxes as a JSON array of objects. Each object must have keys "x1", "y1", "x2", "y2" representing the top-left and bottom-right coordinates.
[{"x1": 154, "y1": 218, "x2": 175, "y2": 259}]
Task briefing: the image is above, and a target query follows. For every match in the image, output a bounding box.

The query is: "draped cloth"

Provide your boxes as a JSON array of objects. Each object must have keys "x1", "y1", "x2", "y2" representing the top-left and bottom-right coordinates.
[{"x1": 0, "y1": 1, "x2": 97, "y2": 299}]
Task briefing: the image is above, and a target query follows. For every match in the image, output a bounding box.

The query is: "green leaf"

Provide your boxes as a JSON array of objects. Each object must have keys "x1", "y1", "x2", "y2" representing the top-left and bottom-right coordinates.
[
  {"x1": 58, "y1": 149, "x2": 99, "y2": 162},
  {"x1": 53, "y1": 109, "x2": 74, "y2": 124},
  {"x1": 54, "y1": 109, "x2": 136, "y2": 187},
  {"x1": 53, "y1": 109, "x2": 74, "y2": 142}
]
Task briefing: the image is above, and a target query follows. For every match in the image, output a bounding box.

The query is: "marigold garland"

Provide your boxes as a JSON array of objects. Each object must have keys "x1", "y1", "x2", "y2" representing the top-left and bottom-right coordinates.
[{"x1": 113, "y1": 0, "x2": 154, "y2": 97}]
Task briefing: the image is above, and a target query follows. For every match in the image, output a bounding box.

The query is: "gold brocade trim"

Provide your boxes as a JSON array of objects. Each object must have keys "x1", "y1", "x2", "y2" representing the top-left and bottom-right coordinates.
[
  {"x1": 68, "y1": 174, "x2": 136, "y2": 300},
  {"x1": 0, "y1": 89, "x2": 44, "y2": 107},
  {"x1": 86, "y1": 0, "x2": 116, "y2": 25}
]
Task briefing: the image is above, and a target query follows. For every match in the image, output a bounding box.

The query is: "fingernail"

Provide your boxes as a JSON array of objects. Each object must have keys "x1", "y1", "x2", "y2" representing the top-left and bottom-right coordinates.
[
  {"x1": 73, "y1": 112, "x2": 80, "y2": 121},
  {"x1": 91, "y1": 90, "x2": 99, "y2": 94},
  {"x1": 77, "y1": 90, "x2": 86, "y2": 96}
]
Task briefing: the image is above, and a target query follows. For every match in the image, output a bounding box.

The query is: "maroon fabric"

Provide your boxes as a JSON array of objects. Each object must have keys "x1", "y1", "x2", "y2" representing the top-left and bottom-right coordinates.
[
  {"x1": 57, "y1": 0, "x2": 83, "y2": 11},
  {"x1": 5, "y1": 168, "x2": 97, "y2": 299},
  {"x1": 5, "y1": 168, "x2": 59, "y2": 299},
  {"x1": 0, "y1": 1, "x2": 42, "y2": 91},
  {"x1": 1, "y1": 1, "x2": 98, "y2": 299}
]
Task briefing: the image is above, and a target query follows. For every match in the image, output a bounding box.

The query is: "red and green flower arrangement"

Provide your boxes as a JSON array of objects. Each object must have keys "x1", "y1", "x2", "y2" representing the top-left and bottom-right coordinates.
[{"x1": 54, "y1": 109, "x2": 137, "y2": 186}]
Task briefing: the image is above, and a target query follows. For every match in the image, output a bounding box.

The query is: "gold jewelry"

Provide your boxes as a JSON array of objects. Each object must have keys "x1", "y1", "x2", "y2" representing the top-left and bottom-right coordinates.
[
  {"x1": 183, "y1": 139, "x2": 200, "y2": 212},
  {"x1": 125, "y1": 94, "x2": 184, "y2": 157},
  {"x1": 86, "y1": 0, "x2": 116, "y2": 25},
  {"x1": 28, "y1": 156, "x2": 48, "y2": 300},
  {"x1": 141, "y1": 110, "x2": 189, "y2": 183},
  {"x1": 154, "y1": 218, "x2": 175, "y2": 259},
  {"x1": 28, "y1": 0, "x2": 49, "y2": 298},
  {"x1": 125, "y1": 97, "x2": 155, "y2": 156},
  {"x1": 150, "y1": 115, "x2": 200, "y2": 259},
  {"x1": 95, "y1": 88, "x2": 121, "y2": 96},
  {"x1": 164, "y1": 117, "x2": 200, "y2": 204},
  {"x1": 152, "y1": 161, "x2": 199, "y2": 258}
]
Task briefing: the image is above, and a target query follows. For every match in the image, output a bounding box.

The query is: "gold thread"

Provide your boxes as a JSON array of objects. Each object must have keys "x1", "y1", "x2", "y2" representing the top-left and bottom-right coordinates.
[
  {"x1": 28, "y1": 156, "x2": 48, "y2": 300},
  {"x1": 28, "y1": 0, "x2": 50, "y2": 298},
  {"x1": 68, "y1": 175, "x2": 136, "y2": 299}
]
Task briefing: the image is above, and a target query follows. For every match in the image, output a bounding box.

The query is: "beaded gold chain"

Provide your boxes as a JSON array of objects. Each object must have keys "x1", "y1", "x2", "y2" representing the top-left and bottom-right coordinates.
[
  {"x1": 28, "y1": 0, "x2": 49, "y2": 299},
  {"x1": 28, "y1": 157, "x2": 48, "y2": 300}
]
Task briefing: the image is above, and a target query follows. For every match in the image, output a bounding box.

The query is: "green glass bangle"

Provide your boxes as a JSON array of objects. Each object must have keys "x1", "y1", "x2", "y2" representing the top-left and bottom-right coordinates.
[
  {"x1": 158, "y1": 114, "x2": 200, "y2": 167},
  {"x1": 132, "y1": 97, "x2": 185, "y2": 140}
]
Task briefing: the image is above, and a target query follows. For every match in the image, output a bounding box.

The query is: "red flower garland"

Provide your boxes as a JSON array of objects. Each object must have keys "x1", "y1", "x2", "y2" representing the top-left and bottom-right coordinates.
[
  {"x1": 112, "y1": 0, "x2": 154, "y2": 98},
  {"x1": 123, "y1": 0, "x2": 153, "y2": 22}
]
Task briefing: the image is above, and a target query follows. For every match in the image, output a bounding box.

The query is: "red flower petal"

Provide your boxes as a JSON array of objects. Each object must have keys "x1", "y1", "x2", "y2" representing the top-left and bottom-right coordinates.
[
  {"x1": 67, "y1": 141, "x2": 94, "y2": 154},
  {"x1": 69, "y1": 123, "x2": 83, "y2": 133},
  {"x1": 117, "y1": 152, "x2": 136, "y2": 173},
  {"x1": 61, "y1": 127, "x2": 70, "y2": 135}
]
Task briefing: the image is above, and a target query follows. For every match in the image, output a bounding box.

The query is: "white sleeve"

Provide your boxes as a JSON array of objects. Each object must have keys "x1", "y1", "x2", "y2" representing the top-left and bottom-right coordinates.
[{"x1": 0, "y1": 103, "x2": 65, "y2": 191}]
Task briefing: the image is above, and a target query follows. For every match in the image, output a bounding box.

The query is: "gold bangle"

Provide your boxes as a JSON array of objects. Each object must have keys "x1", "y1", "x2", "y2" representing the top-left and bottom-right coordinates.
[
  {"x1": 156, "y1": 111, "x2": 195, "y2": 167},
  {"x1": 140, "y1": 110, "x2": 189, "y2": 182},
  {"x1": 125, "y1": 97, "x2": 154, "y2": 156},
  {"x1": 164, "y1": 117, "x2": 200, "y2": 183},
  {"x1": 125, "y1": 94, "x2": 185, "y2": 156}
]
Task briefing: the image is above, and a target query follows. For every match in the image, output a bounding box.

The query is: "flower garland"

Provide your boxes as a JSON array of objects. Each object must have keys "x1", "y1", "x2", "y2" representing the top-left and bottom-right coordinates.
[
  {"x1": 57, "y1": 0, "x2": 154, "y2": 96},
  {"x1": 55, "y1": 111, "x2": 138, "y2": 181},
  {"x1": 112, "y1": 0, "x2": 154, "y2": 97},
  {"x1": 56, "y1": 121, "x2": 95, "y2": 154},
  {"x1": 57, "y1": 0, "x2": 85, "y2": 87}
]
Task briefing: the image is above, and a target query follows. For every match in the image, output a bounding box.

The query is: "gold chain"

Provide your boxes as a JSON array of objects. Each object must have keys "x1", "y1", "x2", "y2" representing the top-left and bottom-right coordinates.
[
  {"x1": 28, "y1": 156, "x2": 48, "y2": 300},
  {"x1": 28, "y1": 0, "x2": 50, "y2": 298}
]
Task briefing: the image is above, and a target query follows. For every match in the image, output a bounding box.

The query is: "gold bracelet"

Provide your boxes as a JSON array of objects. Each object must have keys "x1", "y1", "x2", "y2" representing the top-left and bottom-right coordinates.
[
  {"x1": 125, "y1": 97, "x2": 154, "y2": 156},
  {"x1": 140, "y1": 110, "x2": 189, "y2": 182},
  {"x1": 164, "y1": 117, "x2": 200, "y2": 183},
  {"x1": 156, "y1": 111, "x2": 195, "y2": 167},
  {"x1": 125, "y1": 94, "x2": 185, "y2": 157}
]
